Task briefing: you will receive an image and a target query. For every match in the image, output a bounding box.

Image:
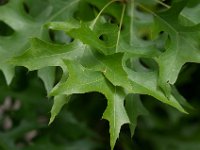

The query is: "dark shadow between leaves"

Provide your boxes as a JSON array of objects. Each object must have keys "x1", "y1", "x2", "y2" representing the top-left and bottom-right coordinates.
[
  {"x1": 176, "y1": 63, "x2": 200, "y2": 103},
  {"x1": 0, "y1": 0, "x2": 8, "y2": 6},
  {"x1": 10, "y1": 67, "x2": 29, "y2": 91},
  {"x1": 23, "y1": 2, "x2": 29, "y2": 14},
  {"x1": 0, "y1": 21, "x2": 15, "y2": 36},
  {"x1": 67, "y1": 92, "x2": 107, "y2": 126},
  {"x1": 99, "y1": 34, "x2": 108, "y2": 42}
]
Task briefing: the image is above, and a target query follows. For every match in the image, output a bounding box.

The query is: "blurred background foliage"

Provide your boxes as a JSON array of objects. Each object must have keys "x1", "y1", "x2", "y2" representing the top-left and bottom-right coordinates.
[{"x1": 0, "y1": 0, "x2": 200, "y2": 149}]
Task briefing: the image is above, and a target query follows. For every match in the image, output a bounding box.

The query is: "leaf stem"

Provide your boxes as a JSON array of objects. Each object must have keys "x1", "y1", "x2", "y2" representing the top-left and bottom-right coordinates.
[
  {"x1": 90, "y1": 0, "x2": 120, "y2": 29},
  {"x1": 116, "y1": 4, "x2": 126, "y2": 52},
  {"x1": 154, "y1": 0, "x2": 170, "y2": 9}
]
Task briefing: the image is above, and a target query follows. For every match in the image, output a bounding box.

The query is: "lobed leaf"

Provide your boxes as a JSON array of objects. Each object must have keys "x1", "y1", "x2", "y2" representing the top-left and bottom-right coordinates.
[
  {"x1": 153, "y1": 0, "x2": 200, "y2": 96},
  {"x1": 4, "y1": 0, "x2": 200, "y2": 149},
  {"x1": 50, "y1": 60, "x2": 130, "y2": 149}
]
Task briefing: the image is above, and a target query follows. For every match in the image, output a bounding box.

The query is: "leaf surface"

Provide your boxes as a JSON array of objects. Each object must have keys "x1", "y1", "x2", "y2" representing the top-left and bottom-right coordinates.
[
  {"x1": 4, "y1": 0, "x2": 200, "y2": 149},
  {"x1": 154, "y1": 0, "x2": 200, "y2": 95},
  {"x1": 10, "y1": 38, "x2": 84, "y2": 70},
  {"x1": 0, "y1": 0, "x2": 79, "y2": 84},
  {"x1": 50, "y1": 60, "x2": 130, "y2": 149},
  {"x1": 125, "y1": 94, "x2": 148, "y2": 136}
]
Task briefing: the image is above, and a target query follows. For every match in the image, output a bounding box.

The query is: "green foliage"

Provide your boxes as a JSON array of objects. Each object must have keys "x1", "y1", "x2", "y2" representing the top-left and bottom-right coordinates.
[{"x1": 0, "y1": 0, "x2": 200, "y2": 149}]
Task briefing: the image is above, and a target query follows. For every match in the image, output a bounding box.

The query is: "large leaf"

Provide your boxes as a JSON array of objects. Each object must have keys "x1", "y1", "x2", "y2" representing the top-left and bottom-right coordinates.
[
  {"x1": 122, "y1": 54, "x2": 186, "y2": 113},
  {"x1": 153, "y1": 0, "x2": 200, "y2": 95},
  {"x1": 6, "y1": 0, "x2": 200, "y2": 149},
  {"x1": 50, "y1": 60, "x2": 130, "y2": 149}
]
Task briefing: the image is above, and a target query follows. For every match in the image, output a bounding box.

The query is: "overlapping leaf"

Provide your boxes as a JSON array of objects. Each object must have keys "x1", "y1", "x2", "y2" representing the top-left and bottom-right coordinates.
[
  {"x1": 49, "y1": 60, "x2": 130, "y2": 150},
  {"x1": 0, "y1": 0, "x2": 79, "y2": 84},
  {"x1": 10, "y1": 38, "x2": 84, "y2": 70},
  {"x1": 4, "y1": 0, "x2": 200, "y2": 149}
]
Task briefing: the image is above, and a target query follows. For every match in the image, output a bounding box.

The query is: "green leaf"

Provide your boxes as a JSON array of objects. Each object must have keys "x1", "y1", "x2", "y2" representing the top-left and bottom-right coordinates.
[
  {"x1": 0, "y1": 0, "x2": 41, "y2": 84},
  {"x1": 68, "y1": 22, "x2": 118, "y2": 55},
  {"x1": 103, "y1": 87, "x2": 130, "y2": 150},
  {"x1": 10, "y1": 38, "x2": 84, "y2": 70},
  {"x1": 46, "y1": 21, "x2": 132, "y2": 91},
  {"x1": 182, "y1": 1, "x2": 200, "y2": 24},
  {"x1": 123, "y1": 54, "x2": 186, "y2": 113},
  {"x1": 85, "y1": 0, "x2": 123, "y2": 21},
  {"x1": 1, "y1": 65, "x2": 15, "y2": 85},
  {"x1": 0, "y1": 0, "x2": 80, "y2": 84},
  {"x1": 38, "y1": 67, "x2": 56, "y2": 93},
  {"x1": 47, "y1": 20, "x2": 119, "y2": 55},
  {"x1": 125, "y1": 94, "x2": 148, "y2": 136},
  {"x1": 49, "y1": 95, "x2": 70, "y2": 124},
  {"x1": 4, "y1": 0, "x2": 200, "y2": 149},
  {"x1": 50, "y1": 60, "x2": 130, "y2": 149},
  {"x1": 80, "y1": 50, "x2": 132, "y2": 91},
  {"x1": 153, "y1": 0, "x2": 200, "y2": 96}
]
